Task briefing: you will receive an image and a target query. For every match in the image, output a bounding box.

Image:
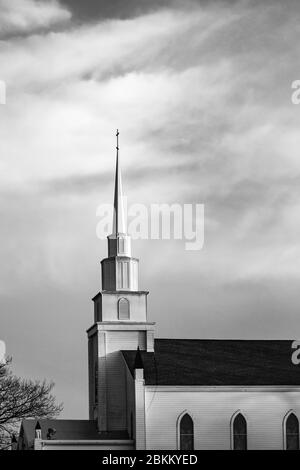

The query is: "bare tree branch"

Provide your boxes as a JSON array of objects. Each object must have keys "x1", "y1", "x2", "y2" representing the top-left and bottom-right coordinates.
[{"x1": 0, "y1": 358, "x2": 63, "y2": 449}]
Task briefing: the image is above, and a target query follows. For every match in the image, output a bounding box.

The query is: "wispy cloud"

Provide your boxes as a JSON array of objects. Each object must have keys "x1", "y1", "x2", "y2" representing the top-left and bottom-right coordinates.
[
  {"x1": 1, "y1": 0, "x2": 300, "y2": 417},
  {"x1": 0, "y1": 0, "x2": 71, "y2": 37}
]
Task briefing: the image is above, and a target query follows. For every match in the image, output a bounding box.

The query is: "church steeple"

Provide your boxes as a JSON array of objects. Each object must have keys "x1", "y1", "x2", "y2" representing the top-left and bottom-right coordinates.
[
  {"x1": 88, "y1": 131, "x2": 155, "y2": 430},
  {"x1": 103, "y1": 131, "x2": 139, "y2": 290},
  {"x1": 112, "y1": 130, "x2": 126, "y2": 235},
  {"x1": 107, "y1": 130, "x2": 131, "y2": 259}
]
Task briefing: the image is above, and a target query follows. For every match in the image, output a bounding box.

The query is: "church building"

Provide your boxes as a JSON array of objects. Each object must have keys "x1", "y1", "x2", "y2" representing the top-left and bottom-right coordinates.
[{"x1": 18, "y1": 135, "x2": 300, "y2": 450}]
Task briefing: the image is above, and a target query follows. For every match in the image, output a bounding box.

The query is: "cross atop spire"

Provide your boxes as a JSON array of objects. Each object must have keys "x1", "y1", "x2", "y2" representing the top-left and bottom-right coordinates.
[{"x1": 116, "y1": 129, "x2": 119, "y2": 151}]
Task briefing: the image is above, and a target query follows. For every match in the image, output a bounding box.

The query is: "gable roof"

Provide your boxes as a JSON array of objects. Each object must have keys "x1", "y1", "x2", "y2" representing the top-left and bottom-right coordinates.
[
  {"x1": 19, "y1": 419, "x2": 129, "y2": 448},
  {"x1": 122, "y1": 339, "x2": 300, "y2": 386}
]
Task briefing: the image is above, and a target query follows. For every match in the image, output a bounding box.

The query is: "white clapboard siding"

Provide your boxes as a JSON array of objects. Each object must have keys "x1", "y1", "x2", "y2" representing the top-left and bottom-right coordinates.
[{"x1": 144, "y1": 389, "x2": 300, "y2": 450}]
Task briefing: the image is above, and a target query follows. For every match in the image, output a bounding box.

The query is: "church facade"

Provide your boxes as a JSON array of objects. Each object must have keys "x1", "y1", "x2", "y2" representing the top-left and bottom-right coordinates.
[{"x1": 18, "y1": 138, "x2": 300, "y2": 450}]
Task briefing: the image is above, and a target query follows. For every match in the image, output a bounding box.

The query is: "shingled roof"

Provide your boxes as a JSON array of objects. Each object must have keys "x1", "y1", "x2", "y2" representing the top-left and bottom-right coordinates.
[
  {"x1": 122, "y1": 339, "x2": 300, "y2": 386},
  {"x1": 19, "y1": 419, "x2": 129, "y2": 448}
]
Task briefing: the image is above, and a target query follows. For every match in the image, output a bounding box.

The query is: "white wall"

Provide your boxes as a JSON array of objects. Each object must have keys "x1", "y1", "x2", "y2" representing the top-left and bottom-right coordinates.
[
  {"x1": 144, "y1": 387, "x2": 300, "y2": 450},
  {"x1": 101, "y1": 293, "x2": 147, "y2": 322}
]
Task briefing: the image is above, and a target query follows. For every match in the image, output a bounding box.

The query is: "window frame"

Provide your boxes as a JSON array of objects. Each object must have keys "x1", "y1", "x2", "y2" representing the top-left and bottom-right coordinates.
[
  {"x1": 118, "y1": 297, "x2": 130, "y2": 320},
  {"x1": 231, "y1": 411, "x2": 247, "y2": 450},
  {"x1": 94, "y1": 362, "x2": 98, "y2": 405},
  {"x1": 177, "y1": 411, "x2": 194, "y2": 450},
  {"x1": 283, "y1": 410, "x2": 299, "y2": 450}
]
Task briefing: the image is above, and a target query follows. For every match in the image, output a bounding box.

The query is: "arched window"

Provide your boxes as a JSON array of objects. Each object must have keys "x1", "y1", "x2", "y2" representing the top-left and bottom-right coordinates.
[
  {"x1": 118, "y1": 298, "x2": 130, "y2": 320},
  {"x1": 94, "y1": 363, "x2": 98, "y2": 404},
  {"x1": 179, "y1": 413, "x2": 194, "y2": 450},
  {"x1": 285, "y1": 412, "x2": 299, "y2": 450},
  {"x1": 130, "y1": 413, "x2": 134, "y2": 439},
  {"x1": 233, "y1": 413, "x2": 247, "y2": 450}
]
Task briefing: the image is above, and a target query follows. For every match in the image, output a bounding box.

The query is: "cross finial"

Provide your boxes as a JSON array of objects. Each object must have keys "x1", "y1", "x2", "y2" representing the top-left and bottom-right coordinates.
[{"x1": 116, "y1": 129, "x2": 119, "y2": 151}]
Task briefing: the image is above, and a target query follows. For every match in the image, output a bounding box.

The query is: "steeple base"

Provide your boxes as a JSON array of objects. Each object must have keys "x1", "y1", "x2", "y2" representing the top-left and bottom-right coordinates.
[{"x1": 87, "y1": 320, "x2": 155, "y2": 432}]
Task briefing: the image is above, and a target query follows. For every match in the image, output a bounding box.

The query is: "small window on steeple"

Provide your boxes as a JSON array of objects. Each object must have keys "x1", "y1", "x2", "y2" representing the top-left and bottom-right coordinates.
[{"x1": 118, "y1": 298, "x2": 130, "y2": 320}]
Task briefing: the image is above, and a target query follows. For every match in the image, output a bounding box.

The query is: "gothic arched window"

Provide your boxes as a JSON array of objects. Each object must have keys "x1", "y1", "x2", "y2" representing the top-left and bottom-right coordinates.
[
  {"x1": 130, "y1": 413, "x2": 134, "y2": 439},
  {"x1": 233, "y1": 413, "x2": 247, "y2": 450},
  {"x1": 118, "y1": 298, "x2": 130, "y2": 320},
  {"x1": 179, "y1": 413, "x2": 194, "y2": 450},
  {"x1": 285, "y1": 413, "x2": 299, "y2": 450},
  {"x1": 94, "y1": 363, "x2": 98, "y2": 404}
]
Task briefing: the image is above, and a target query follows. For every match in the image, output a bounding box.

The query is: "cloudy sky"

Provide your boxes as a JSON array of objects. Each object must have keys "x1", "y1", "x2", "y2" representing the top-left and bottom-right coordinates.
[{"x1": 1, "y1": 0, "x2": 300, "y2": 418}]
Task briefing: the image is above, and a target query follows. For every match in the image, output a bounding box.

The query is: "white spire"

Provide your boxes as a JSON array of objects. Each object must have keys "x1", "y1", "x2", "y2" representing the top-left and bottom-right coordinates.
[
  {"x1": 107, "y1": 130, "x2": 131, "y2": 260},
  {"x1": 112, "y1": 129, "x2": 126, "y2": 235}
]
